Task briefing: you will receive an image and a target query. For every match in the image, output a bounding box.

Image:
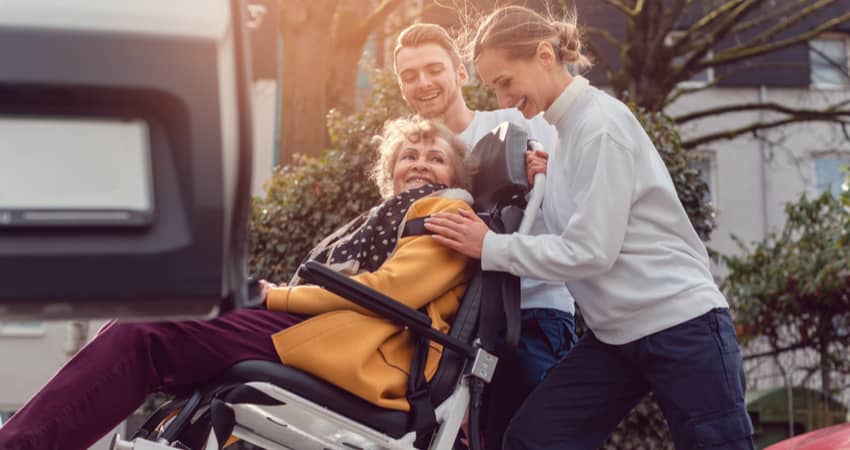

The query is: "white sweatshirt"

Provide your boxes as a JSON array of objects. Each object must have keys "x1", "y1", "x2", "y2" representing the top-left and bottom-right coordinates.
[
  {"x1": 460, "y1": 109, "x2": 575, "y2": 315},
  {"x1": 481, "y1": 76, "x2": 728, "y2": 344}
]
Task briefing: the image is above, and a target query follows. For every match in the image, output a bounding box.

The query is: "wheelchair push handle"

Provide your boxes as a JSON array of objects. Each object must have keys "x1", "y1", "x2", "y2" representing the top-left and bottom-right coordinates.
[{"x1": 518, "y1": 139, "x2": 546, "y2": 235}]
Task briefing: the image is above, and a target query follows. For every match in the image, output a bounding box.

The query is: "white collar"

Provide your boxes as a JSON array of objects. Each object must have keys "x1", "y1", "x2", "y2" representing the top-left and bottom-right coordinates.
[{"x1": 543, "y1": 75, "x2": 590, "y2": 125}]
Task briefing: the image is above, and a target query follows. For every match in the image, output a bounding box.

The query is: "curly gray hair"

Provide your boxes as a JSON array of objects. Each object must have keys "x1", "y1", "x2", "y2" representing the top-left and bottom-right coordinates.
[{"x1": 371, "y1": 116, "x2": 475, "y2": 198}]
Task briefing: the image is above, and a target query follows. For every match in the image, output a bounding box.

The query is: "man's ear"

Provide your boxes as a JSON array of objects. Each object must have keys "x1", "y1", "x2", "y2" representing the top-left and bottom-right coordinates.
[{"x1": 536, "y1": 41, "x2": 557, "y2": 69}]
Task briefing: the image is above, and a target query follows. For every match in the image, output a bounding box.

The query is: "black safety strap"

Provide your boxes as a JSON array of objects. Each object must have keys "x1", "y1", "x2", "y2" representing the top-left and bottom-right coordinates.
[
  {"x1": 408, "y1": 334, "x2": 437, "y2": 449},
  {"x1": 400, "y1": 218, "x2": 441, "y2": 448},
  {"x1": 404, "y1": 212, "x2": 521, "y2": 353},
  {"x1": 402, "y1": 217, "x2": 429, "y2": 238},
  {"x1": 401, "y1": 213, "x2": 493, "y2": 239},
  {"x1": 210, "y1": 398, "x2": 236, "y2": 448},
  {"x1": 402, "y1": 209, "x2": 522, "y2": 449},
  {"x1": 477, "y1": 209, "x2": 522, "y2": 354}
]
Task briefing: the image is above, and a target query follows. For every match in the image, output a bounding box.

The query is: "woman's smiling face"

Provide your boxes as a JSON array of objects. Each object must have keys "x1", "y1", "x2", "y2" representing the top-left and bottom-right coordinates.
[
  {"x1": 475, "y1": 48, "x2": 550, "y2": 119},
  {"x1": 391, "y1": 136, "x2": 455, "y2": 195}
]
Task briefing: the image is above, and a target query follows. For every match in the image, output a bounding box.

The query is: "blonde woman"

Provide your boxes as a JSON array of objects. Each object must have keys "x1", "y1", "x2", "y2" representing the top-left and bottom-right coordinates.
[{"x1": 425, "y1": 6, "x2": 754, "y2": 450}]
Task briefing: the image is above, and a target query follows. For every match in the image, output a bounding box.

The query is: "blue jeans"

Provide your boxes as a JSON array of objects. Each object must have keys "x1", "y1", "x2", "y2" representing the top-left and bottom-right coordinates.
[
  {"x1": 503, "y1": 308, "x2": 754, "y2": 450},
  {"x1": 484, "y1": 308, "x2": 577, "y2": 449}
]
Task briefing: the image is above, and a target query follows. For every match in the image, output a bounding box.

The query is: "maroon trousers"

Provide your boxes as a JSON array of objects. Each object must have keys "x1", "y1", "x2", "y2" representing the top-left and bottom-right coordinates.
[{"x1": 0, "y1": 309, "x2": 303, "y2": 450}]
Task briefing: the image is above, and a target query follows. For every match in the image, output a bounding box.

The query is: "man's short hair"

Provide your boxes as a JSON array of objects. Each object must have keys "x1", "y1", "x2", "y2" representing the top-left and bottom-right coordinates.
[{"x1": 393, "y1": 23, "x2": 462, "y2": 73}]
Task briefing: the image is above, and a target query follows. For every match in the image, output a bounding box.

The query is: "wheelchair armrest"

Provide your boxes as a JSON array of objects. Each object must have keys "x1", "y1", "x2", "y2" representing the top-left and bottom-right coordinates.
[{"x1": 299, "y1": 261, "x2": 476, "y2": 356}]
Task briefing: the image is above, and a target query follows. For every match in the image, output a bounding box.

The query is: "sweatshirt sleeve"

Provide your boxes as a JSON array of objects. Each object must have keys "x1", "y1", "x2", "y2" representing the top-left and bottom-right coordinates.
[
  {"x1": 481, "y1": 131, "x2": 635, "y2": 282},
  {"x1": 266, "y1": 196, "x2": 471, "y2": 316}
]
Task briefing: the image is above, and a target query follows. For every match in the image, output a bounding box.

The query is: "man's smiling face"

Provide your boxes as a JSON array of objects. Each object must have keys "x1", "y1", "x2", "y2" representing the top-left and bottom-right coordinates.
[{"x1": 395, "y1": 43, "x2": 467, "y2": 118}]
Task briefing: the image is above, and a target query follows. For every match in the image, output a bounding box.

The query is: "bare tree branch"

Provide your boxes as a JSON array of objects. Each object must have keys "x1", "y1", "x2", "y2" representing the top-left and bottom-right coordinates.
[
  {"x1": 675, "y1": 0, "x2": 763, "y2": 78},
  {"x1": 681, "y1": 0, "x2": 751, "y2": 40},
  {"x1": 809, "y1": 42, "x2": 850, "y2": 81},
  {"x1": 603, "y1": 0, "x2": 643, "y2": 17},
  {"x1": 740, "y1": 0, "x2": 838, "y2": 48},
  {"x1": 358, "y1": 0, "x2": 408, "y2": 40},
  {"x1": 706, "y1": 10, "x2": 850, "y2": 68},
  {"x1": 675, "y1": 100, "x2": 850, "y2": 123},
  {"x1": 743, "y1": 339, "x2": 818, "y2": 360},
  {"x1": 683, "y1": 115, "x2": 850, "y2": 149},
  {"x1": 729, "y1": 0, "x2": 813, "y2": 34}
]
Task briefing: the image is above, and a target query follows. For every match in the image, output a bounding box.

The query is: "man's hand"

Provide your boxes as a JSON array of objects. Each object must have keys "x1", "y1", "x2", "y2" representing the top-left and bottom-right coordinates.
[
  {"x1": 424, "y1": 208, "x2": 488, "y2": 259},
  {"x1": 526, "y1": 149, "x2": 549, "y2": 186}
]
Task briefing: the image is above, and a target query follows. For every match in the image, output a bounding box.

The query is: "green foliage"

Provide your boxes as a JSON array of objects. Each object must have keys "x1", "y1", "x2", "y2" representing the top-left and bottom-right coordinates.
[
  {"x1": 462, "y1": 77, "x2": 499, "y2": 111},
  {"x1": 723, "y1": 190, "x2": 850, "y2": 376},
  {"x1": 248, "y1": 70, "x2": 409, "y2": 281}
]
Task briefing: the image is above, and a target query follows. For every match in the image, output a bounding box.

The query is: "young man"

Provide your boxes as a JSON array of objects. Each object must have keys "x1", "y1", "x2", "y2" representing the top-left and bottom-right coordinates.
[{"x1": 393, "y1": 23, "x2": 577, "y2": 448}]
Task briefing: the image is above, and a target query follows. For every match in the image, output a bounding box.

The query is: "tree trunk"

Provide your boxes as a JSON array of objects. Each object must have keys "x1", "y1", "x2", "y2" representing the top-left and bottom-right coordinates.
[
  {"x1": 622, "y1": 0, "x2": 677, "y2": 112},
  {"x1": 327, "y1": 36, "x2": 369, "y2": 116},
  {"x1": 327, "y1": 0, "x2": 405, "y2": 116},
  {"x1": 278, "y1": 0, "x2": 339, "y2": 162}
]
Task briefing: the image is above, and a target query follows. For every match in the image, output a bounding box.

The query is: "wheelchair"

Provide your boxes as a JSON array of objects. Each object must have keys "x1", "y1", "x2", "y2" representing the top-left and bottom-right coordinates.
[{"x1": 111, "y1": 122, "x2": 543, "y2": 450}]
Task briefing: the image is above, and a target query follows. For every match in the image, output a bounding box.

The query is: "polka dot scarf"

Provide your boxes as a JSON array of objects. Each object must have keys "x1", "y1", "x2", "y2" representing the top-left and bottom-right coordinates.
[{"x1": 292, "y1": 183, "x2": 448, "y2": 285}]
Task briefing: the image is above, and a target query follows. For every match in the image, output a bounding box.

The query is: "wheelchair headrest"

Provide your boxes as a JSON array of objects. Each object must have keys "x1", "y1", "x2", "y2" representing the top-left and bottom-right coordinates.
[{"x1": 470, "y1": 122, "x2": 530, "y2": 212}]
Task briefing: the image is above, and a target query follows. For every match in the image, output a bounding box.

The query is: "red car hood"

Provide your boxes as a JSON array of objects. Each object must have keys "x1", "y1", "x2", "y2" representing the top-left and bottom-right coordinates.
[{"x1": 766, "y1": 424, "x2": 850, "y2": 450}]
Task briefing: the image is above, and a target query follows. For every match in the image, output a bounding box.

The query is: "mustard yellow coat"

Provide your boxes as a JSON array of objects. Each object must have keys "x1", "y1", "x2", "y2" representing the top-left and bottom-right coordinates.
[{"x1": 265, "y1": 194, "x2": 471, "y2": 411}]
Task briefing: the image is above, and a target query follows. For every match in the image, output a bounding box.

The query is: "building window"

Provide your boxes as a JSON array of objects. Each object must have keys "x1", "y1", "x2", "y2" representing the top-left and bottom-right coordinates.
[
  {"x1": 666, "y1": 31, "x2": 715, "y2": 87},
  {"x1": 813, "y1": 153, "x2": 850, "y2": 196},
  {"x1": 0, "y1": 321, "x2": 45, "y2": 337},
  {"x1": 810, "y1": 34, "x2": 850, "y2": 88},
  {"x1": 691, "y1": 151, "x2": 717, "y2": 206}
]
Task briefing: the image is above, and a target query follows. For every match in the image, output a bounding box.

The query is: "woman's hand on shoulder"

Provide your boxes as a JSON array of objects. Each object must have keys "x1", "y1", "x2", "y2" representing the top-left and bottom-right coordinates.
[{"x1": 424, "y1": 207, "x2": 488, "y2": 259}]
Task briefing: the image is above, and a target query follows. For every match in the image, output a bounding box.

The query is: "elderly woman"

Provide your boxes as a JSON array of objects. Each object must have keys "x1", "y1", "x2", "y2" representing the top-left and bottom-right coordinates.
[{"x1": 0, "y1": 116, "x2": 476, "y2": 450}]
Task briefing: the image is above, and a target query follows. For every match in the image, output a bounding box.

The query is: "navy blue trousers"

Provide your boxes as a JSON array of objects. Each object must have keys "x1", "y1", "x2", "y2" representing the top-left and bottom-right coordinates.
[
  {"x1": 503, "y1": 308, "x2": 755, "y2": 450},
  {"x1": 484, "y1": 308, "x2": 577, "y2": 449}
]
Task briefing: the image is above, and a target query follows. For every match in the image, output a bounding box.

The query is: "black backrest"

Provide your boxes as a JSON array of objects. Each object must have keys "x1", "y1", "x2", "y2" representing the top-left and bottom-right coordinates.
[
  {"x1": 470, "y1": 122, "x2": 530, "y2": 213},
  {"x1": 428, "y1": 121, "x2": 530, "y2": 404},
  {"x1": 426, "y1": 272, "x2": 483, "y2": 405}
]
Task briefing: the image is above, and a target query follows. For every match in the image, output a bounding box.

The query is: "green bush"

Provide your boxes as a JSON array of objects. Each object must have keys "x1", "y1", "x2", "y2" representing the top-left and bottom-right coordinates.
[
  {"x1": 723, "y1": 190, "x2": 850, "y2": 391},
  {"x1": 248, "y1": 70, "x2": 409, "y2": 281}
]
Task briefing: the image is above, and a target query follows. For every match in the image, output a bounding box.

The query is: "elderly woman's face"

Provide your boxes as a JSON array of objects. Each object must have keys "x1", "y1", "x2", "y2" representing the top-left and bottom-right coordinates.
[{"x1": 391, "y1": 136, "x2": 454, "y2": 195}]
